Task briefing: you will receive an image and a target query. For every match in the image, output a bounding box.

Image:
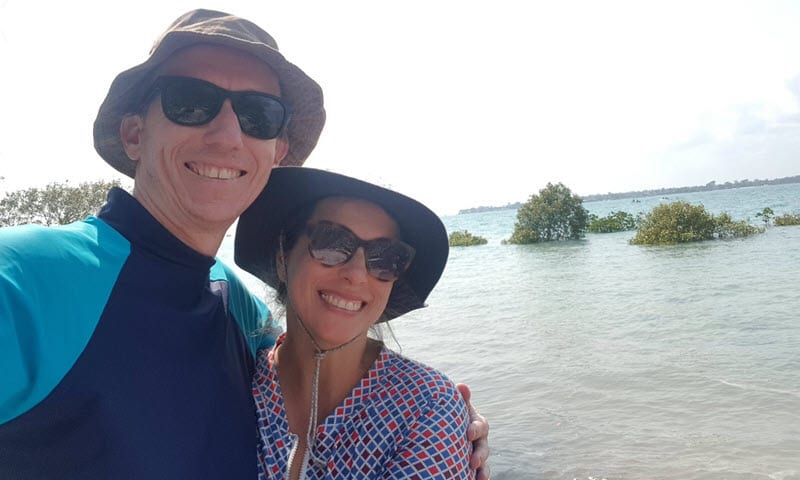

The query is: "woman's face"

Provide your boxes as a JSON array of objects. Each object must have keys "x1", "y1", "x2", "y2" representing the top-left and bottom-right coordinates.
[{"x1": 283, "y1": 197, "x2": 400, "y2": 349}]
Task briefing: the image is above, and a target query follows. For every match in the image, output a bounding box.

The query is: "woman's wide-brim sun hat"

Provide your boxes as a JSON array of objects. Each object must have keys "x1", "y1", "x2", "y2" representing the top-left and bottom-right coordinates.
[
  {"x1": 93, "y1": 9, "x2": 325, "y2": 177},
  {"x1": 235, "y1": 167, "x2": 450, "y2": 321}
]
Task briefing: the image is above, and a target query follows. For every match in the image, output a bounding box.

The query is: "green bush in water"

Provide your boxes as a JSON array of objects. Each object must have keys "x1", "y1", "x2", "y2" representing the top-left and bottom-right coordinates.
[
  {"x1": 630, "y1": 201, "x2": 762, "y2": 245},
  {"x1": 449, "y1": 230, "x2": 488, "y2": 247},
  {"x1": 587, "y1": 211, "x2": 638, "y2": 233},
  {"x1": 507, "y1": 182, "x2": 588, "y2": 244},
  {"x1": 774, "y1": 213, "x2": 800, "y2": 226}
]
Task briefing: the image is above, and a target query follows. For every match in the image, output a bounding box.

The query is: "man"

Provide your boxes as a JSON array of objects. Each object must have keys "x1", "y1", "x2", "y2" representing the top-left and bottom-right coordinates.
[{"x1": 0, "y1": 9, "x2": 489, "y2": 479}]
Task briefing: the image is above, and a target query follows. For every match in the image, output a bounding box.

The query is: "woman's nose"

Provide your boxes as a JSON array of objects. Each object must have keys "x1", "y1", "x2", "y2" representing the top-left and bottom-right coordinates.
[{"x1": 339, "y1": 247, "x2": 369, "y2": 284}]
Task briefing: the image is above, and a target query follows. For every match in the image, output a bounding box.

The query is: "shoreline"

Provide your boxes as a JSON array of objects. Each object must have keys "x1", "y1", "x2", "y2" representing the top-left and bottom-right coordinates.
[{"x1": 458, "y1": 175, "x2": 800, "y2": 214}]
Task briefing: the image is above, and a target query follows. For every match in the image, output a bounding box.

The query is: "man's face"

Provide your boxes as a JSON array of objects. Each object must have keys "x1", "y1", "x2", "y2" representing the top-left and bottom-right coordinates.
[{"x1": 121, "y1": 44, "x2": 288, "y2": 243}]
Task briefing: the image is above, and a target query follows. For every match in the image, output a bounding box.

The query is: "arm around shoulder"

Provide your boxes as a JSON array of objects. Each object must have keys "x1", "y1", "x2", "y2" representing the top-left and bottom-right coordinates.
[{"x1": 381, "y1": 375, "x2": 475, "y2": 480}]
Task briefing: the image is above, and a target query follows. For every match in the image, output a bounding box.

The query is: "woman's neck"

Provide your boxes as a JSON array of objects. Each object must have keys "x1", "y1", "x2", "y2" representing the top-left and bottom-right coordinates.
[{"x1": 274, "y1": 328, "x2": 382, "y2": 427}]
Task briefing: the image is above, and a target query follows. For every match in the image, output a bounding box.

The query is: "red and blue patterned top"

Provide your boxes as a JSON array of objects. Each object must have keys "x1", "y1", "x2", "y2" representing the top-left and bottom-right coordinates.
[{"x1": 253, "y1": 336, "x2": 474, "y2": 479}]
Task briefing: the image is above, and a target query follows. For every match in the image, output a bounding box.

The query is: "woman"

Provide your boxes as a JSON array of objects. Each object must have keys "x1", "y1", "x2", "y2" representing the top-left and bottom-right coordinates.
[{"x1": 236, "y1": 167, "x2": 474, "y2": 479}]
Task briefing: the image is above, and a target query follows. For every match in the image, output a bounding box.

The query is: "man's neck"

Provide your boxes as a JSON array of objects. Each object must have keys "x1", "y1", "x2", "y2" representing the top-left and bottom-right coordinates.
[{"x1": 133, "y1": 193, "x2": 230, "y2": 257}]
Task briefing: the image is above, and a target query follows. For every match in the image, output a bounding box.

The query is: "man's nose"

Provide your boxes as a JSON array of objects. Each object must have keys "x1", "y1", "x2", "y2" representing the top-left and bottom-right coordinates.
[{"x1": 203, "y1": 99, "x2": 244, "y2": 149}]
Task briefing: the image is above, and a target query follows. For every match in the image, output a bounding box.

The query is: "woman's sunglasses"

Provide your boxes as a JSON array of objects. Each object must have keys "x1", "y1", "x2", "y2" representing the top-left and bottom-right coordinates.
[
  {"x1": 143, "y1": 76, "x2": 289, "y2": 140},
  {"x1": 306, "y1": 221, "x2": 415, "y2": 282}
]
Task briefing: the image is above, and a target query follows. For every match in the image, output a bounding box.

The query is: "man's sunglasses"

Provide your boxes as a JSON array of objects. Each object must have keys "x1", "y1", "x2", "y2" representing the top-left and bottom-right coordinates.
[
  {"x1": 144, "y1": 76, "x2": 289, "y2": 140},
  {"x1": 306, "y1": 221, "x2": 415, "y2": 282}
]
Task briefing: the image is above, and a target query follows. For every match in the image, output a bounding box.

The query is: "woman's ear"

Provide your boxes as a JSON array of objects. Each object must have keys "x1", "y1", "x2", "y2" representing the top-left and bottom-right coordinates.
[
  {"x1": 276, "y1": 243, "x2": 287, "y2": 284},
  {"x1": 120, "y1": 114, "x2": 145, "y2": 162}
]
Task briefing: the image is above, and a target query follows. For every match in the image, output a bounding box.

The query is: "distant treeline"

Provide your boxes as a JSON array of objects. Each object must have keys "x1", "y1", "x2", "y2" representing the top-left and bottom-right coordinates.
[{"x1": 458, "y1": 175, "x2": 800, "y2": 215}]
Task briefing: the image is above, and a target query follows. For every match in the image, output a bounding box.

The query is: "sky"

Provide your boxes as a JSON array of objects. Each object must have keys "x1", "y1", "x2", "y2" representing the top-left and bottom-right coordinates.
[{"x1": 1, "y1": 1, "x2": 799, "y2": 215}]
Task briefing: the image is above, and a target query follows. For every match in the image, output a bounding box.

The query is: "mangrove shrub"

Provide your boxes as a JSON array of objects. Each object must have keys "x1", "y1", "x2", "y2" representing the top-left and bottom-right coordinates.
[
  {"x1": 449, "y1": 230, "x2": 488, "y2": 247},
  {"x1": 630, "y1": 201, "x2": 762, "y2": 245},
  {"x1": 774, "y1": 213, "x2": 800, "y2": 226},
  {"x1": 587, "y1": 211, "x2": 638, "y2": 233},
  {"x1": 507, "y1": 182, "x2": 588, "y2": 244},
  {"x1": 755, "y1": 207, "x2": 774, "y2": 226}
]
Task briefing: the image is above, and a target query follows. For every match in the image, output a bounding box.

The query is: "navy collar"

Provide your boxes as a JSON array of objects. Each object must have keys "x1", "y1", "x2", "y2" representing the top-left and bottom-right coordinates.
[{"x1": 98, "y1": 187, "x2": 216, "y2": 272}]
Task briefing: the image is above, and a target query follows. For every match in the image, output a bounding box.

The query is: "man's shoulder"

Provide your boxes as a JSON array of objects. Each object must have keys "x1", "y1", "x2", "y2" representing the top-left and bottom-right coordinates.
[
  {"x1": 0, "y1": 217, "x2": 131, "y2": 298},
  {"x1": 0, "y1": 222, "x2": 74, "y2": 253},
  {"x1": 210, "y1": 258, "x2": 244, "y2": 283},
  {"x1": 0, "y1": 217, "x2": 129, "y2": 262},
  {"x1": 0, "y1": 217, "x2": 131, "y2": 317},
  {"x1": 0, "y1": 218, "x2": 132, "y2": 425},
  {"x1": 209, "y1": 258, "x2": 280, "y2": 354},
  {"x1": 209, "y1": 259, "x2": 259, "y2": 303}
]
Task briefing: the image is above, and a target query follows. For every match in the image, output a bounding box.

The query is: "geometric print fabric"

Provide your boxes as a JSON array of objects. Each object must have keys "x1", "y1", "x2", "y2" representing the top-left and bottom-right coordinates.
[{"x1": 253, "y1": 335, "x2": 474, "y2": 479}]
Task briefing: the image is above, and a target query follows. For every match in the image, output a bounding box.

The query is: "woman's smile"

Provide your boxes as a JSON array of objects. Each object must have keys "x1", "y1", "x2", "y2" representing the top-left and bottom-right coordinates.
[{"x1": 319, "y1": 291, "x2": 365, "y2": 312}]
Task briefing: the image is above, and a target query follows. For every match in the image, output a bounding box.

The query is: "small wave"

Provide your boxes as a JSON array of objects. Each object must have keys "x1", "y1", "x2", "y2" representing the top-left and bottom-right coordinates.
[
  {"x1": 768, "y1": 470, "x2": 799, "y2": 480},
  {"x1": 717, "y1": 379, "x2": 800, "y2": 399}
]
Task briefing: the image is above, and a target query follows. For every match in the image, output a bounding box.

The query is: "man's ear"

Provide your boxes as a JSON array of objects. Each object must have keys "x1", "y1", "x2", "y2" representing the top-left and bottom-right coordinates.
[
  {"x1": 274, "y1": 137, "x2": 290, "y2": 166},
  {"x1": 120, "y1": 115, "x2": 145, "y2": 161}
]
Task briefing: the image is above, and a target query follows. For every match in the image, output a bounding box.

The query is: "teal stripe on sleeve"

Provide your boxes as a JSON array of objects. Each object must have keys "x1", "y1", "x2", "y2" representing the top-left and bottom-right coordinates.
[
  {"x1": 211, "y1": 260, "x2": 281, "y2": 357},
  {"x1": 0, "y1": 217, "x2": 130, "y2": 424}
]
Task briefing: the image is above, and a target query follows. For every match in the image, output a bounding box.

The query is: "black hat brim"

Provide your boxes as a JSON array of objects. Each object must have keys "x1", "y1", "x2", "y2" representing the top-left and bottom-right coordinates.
[{"x1": 234, "y1": 167, "x2": 449, "y2": 321}]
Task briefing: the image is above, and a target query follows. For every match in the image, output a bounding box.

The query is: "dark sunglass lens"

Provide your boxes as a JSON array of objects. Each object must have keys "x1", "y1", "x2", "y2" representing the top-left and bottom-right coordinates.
[
  {"x1": 366, "y1": 241, "x2": 413, "y2": 281},
  {"x1": 310, "y1": 248, "x2": 350, "y2": 266},
  {"x1": 233, "y1": 94, "x2": 286, "y2": 139},
  {"x1": 161, "y1": 79, "x2": 221, "y2": 126},
  {"x1": 309, "y1": 223, "x2": 357, "y2": 266},
  {"x1": 308, "y1": 222, "x2": 413, "y2": 281}
]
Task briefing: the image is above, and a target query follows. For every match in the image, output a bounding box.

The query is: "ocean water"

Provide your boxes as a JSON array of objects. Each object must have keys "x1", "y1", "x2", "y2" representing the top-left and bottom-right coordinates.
[{"x1": 219, "y1": 183, "x2": 800, "y2": 480}]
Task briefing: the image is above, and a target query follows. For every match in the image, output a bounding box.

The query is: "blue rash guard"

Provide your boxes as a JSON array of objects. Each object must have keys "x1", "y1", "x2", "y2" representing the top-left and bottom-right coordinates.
[{"x1": 0, "y1": 187, "x2": 280, "y2": 479}]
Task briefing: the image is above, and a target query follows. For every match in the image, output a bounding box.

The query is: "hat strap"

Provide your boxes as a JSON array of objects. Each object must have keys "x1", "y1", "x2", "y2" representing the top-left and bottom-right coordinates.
[
  {"x1": 279, "y1": 233, "x2": 363, "y2": 467},
  {"x1": 295, "y1": 309, "x2": 362, "y2": 468}
]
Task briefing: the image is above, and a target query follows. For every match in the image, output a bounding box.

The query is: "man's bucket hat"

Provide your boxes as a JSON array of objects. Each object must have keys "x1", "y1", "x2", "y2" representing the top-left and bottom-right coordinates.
[
  {"x1": 93, "y1": 9, "x2": 326, "y2": 177},
  {"x1": 235, "y1": 167, "x2": 450, "y2": 322}
]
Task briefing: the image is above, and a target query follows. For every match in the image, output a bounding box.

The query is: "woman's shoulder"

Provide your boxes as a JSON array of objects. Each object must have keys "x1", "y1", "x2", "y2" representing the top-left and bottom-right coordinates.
[
  {"x1": 378, "y1": 349, "x2": 463, "y2": 403},
  {"x1": 371, "y1": 349, "x2": 470, "y2": 450}
]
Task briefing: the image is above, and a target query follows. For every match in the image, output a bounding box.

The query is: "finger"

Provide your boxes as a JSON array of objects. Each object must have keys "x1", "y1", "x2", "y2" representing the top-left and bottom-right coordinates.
[
  {"x1": 457, "y1": 382, "x2": 491, "y2": 473},
  {"x1": 470, "y1": 437, "x2": 489, "y2": 469},
  {"x1": 476, "y1": 462, "x2": 491, "y2": 480},
  {"x1": 468, "y1": 410, "x2": 489, "y2": 442},
  {"x1": 456, "y1": 383, "x2": 472, "y2": 404},
  {"x1": 456, "y1": 383, "x2": 485, "y2": 441}
]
